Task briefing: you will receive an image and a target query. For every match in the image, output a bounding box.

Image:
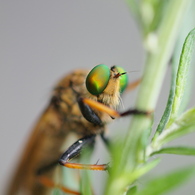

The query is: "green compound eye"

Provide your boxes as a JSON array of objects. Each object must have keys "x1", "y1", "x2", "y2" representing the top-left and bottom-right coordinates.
[
  {"x1": 86, "y1": 64, "x2": 110, "y2": 95},
  {"x1": 115, "y1": 66, "x2": 128, "y2": 93}
]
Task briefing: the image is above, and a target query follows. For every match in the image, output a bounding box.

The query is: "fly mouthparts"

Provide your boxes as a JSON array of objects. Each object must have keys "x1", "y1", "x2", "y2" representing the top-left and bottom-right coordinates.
[{"x1": 114, "y1": 72, "x2": 127, "y2": 78}]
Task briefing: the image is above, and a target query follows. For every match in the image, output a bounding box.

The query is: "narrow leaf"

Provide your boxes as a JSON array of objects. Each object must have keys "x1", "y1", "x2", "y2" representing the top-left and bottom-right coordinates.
[
  {"x1": 155, "y1": 27, "x2": 195, "y2": 136},
  {"x1": 152, "y1": 108, "x2": 195, "y2": 149},
  {"x1": 155, "y1": 59, "x2": 178, "y2": 134},
  {"x1": 167, "y1": 28, "x2": 195, "y2": 127},
  {"x1": 134, "y1": 166, "x2": 195, "y2": 195},
  {"x1": 151, "y1": 146, "x2": 195, "y2": 156},
  {"x1": 127, "y1": 185, "x2": 137, "y2": 195}
]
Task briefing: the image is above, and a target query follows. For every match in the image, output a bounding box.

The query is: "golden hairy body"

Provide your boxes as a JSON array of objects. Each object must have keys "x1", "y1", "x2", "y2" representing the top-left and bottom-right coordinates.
[{"x1": 7, "y1": 67, "x2": 123, "y2": 195}]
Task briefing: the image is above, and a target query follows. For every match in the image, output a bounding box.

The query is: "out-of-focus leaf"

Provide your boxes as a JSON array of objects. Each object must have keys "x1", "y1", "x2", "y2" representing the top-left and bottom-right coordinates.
[
  {"x1": 128, "y1": 158, "x2": 160, "y2": 181},
  {"x1": 104, "y1": 159, "x2": 160, "y2": 195},
  {"x1": 52, "y1": 188, "x2": 62, "y2": 195},
  {"x1": 134, "y1": 166, "x2": 195, "y2": 195},
  {"x1": 80, "y1": 170, "x2": 93, "y2": 195},
  {"x1": 127, "y1": 185, "x2": 137, "y2": 195},
  {"x1": 79, "y1": 148, "x2": 93, "y2": 195},
  {"x1": 126, "y1": 0, "x2": 140, "y2": 20},
  {"x1": 151, "y1": 146, "x2": 195, "y2": 156}
]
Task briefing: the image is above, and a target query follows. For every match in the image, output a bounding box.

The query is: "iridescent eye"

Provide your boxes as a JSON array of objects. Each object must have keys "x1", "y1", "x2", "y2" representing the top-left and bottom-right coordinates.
[
  {"x1": 86, "y1": 64, "x2": 110, "y2": 95},
  {"x1": 115, "y1": 66, "x2": 128, "y2": 93}
]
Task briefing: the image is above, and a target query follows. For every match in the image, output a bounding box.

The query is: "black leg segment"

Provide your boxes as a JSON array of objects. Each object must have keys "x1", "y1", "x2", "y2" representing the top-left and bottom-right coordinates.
[
  {"x1": 59, "y1": 134, "x2": 96, "y2": 165},
  {"x1": 77, "y1": 97, "x2": 103, "y2": 126}
]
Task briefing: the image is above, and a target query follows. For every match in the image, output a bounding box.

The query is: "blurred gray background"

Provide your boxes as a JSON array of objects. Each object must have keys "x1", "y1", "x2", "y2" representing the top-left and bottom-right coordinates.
[{"x1": 1, "y1": 1, "x2": 195, "y2": 195}]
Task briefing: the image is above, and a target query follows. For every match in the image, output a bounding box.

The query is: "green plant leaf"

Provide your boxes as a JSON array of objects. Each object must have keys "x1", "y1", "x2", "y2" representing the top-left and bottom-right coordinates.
[
  {"x1": 126, "y1": 0, "x2": 140, "y2": 21},
  {"x1": 104, "y1": 159, "x2": 160, "y2": 195},
  {"x1": 79, "y1": 148, "x2": 93, "y2": 195},
  {"x1": 80, "y1": 170, "x2": 93, "y2": 195},
  {"x1": 151, "y1": 146, "x2": 195, "y2": 156},
  {"x1": 127, "y1": 185, "x2": 137, "y2": 195},
  {"x1": 129, "y1": 158, "x2": 161, "y2": 182},
  {"x1": 52, "y1": 188, "x2": 62, "y2": 195},
  {"x1": 166, "y1": 28, "x2": 195, "y2": 127},
  {"x1": 155, "y1": 61, "x2": 178, "y2": 135},
  {"x1": 151, "y1": 108, "x2": 195, "y2": 150},
  {"x1": 154, "y1": 27, "x2": 195, "y2": 136},
  {"x1": 134, "y1": 166, "x2": 195, "y2": 195}
]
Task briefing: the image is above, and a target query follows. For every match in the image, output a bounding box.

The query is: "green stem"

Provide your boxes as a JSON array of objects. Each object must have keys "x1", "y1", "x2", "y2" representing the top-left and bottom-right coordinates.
[
  {"x1": 123, "y1": 0, "x2": 191, "y2": 169},
  {"x1": 105, "y1": 1, "x2": 192, "y2": 194}
]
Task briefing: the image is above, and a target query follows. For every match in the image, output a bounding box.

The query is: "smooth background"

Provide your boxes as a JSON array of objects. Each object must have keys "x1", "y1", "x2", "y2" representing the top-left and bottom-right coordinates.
[{"x1": 1, "y1": 1, "x2": 195, "y2": 194}]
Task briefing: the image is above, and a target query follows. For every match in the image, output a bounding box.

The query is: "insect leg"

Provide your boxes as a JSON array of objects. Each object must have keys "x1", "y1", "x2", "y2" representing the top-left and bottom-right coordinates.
[
  {"x1": 37, "y1": 176, "x2": 80, "y2": 195},
  {"x1": 77, "y1": 97, "x2": 103, "y2": 126},
  {"x1": 59, "y1": 134, "x2": 108, "y2": 171},
  {"x1": 82, "y1": 98, "x2": 150, "y2": 119},
  {"x1": 120, "y1": 108, "x2": 151, "y2": 117},
  {"x1": 36, "y1": 161, "x2": 80, "y2": 194}
]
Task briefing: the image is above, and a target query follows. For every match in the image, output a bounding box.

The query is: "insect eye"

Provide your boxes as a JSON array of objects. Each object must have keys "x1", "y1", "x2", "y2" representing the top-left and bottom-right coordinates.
[
  {"x1": 115, "y1": 66, "x2": 128, "y2": 93},
  {"x1": 86, "y1": 64, "x2": 110, "y2": 95}
]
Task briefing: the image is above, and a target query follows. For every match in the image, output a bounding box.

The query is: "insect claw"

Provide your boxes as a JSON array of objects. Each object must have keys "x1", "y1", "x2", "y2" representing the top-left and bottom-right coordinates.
[
  {"x1": 106, "y1": 162, "x2": 110, "y2": 168},
  {"x1": 105, "y1": 163, "x2": 110, "y2": 173},
  {"x1": 95, "y1": 159, "x2": 100, "y2": 165}
]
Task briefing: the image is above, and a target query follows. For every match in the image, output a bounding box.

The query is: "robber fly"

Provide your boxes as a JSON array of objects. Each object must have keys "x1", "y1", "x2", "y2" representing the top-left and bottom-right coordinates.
[{"x1": 6, "y1": 64, "x2": 142, "y2": 195}]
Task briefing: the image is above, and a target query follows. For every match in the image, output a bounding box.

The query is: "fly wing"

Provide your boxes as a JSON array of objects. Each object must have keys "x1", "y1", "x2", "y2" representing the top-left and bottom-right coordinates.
[{"x1": 6, "y1": 97, "x2": 69, "y2": 195}]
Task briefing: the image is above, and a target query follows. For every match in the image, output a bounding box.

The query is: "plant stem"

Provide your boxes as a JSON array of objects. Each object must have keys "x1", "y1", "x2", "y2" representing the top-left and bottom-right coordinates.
[
  {"x1": 123, "y1": 0, "x2": 192, "y2": 169},
  {"x1": 105, "y1": 1, "x2": 192, "y2": 194}
]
